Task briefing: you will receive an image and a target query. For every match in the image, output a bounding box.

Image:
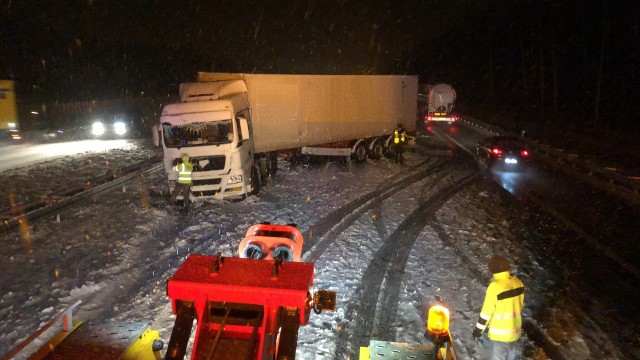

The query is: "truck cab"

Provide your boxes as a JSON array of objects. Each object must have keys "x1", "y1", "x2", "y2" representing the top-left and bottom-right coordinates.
[{"x1": 154, "y1": 81, "x2": 258, "y2": 201}]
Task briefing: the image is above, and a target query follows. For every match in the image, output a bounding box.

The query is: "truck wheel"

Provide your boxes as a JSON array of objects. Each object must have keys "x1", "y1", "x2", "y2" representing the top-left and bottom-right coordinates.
[
  {"x1": 384, "y1": 136, "x2": 395, "y2": 158},
  {"x1": 250, "y1": 167, "x2": 261, "y2": 195},
  {"x1": 368, "y1": 139, "x2": 385, "y2": 160},
  {"x1": 351, "y1": 141, "x2": 368, "y2": 163}
]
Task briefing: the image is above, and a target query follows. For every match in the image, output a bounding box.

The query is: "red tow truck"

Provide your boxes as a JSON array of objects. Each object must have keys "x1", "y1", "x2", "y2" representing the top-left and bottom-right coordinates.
[{"x1": 4, "y1": 224, "x2": 457, "y2": 360}]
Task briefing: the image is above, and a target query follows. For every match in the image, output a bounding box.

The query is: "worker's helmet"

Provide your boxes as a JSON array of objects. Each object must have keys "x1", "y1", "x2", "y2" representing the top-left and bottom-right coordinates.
[
  {"x1": 181, "y1": 154, "x2": 190, "y2": 162},
  {"x1": 488, "y1": 255, "x2": 510, "y2": 274}
]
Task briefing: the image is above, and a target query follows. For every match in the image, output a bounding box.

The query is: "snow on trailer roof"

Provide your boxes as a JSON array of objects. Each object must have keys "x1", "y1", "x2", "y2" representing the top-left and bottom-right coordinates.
[
  {"x1": 161, "y1": 100, "x2": 234, "y2": 118},
  {"x1": 179, "y1": 80, "x2": 248, "y2": 102},
  {"x1": 197, "y1": 72, "x2": 420, "y2": 82}
]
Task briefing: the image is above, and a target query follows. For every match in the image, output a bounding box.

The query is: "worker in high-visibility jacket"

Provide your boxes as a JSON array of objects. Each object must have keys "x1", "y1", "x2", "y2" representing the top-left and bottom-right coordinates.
[
  {"x1": 171, "y1": 154, "x2": 193, "y2": 208},
  {"x1": 473, "y1": 255, "x2": 525, "y2": 360},
  {"x1": 392, "y1": 124, "x2": 407, "y2": 164}
]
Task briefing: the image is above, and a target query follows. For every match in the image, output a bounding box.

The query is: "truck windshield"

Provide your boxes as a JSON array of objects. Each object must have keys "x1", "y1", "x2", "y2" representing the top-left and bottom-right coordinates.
[{"x1": 162, "y1": 120, "x2": 233, "y2": 148}]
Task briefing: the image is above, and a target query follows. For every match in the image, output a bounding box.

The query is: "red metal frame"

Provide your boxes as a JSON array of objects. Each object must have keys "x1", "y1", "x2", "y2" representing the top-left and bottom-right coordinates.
[{"x1": 166, "y1": 254, "x2": 314, "y2": 359}]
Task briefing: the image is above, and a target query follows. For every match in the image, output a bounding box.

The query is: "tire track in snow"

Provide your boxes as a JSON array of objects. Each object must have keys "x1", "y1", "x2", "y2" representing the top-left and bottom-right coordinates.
[
  {"x1": 332, "y1": 170, "x2": 479, "y2": 359},
  {"x1": 373, "y1": 175, "x2": 480, "y2": 342},
  {"x1": 301, "y1": 157, "x2": 439, "y2": 255},
  {"x1": 302, "y1": 157, "x2": 448, "y2": 262}
]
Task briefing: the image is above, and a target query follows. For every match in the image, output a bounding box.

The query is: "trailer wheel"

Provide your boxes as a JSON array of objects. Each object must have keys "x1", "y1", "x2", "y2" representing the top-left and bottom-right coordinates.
[
  {"x1": 250, "y1": 166, "x2": 261, "y2": 195},
  {"x1": 384, "y1": 135, "x2": 395, "y2": 158},
  {"x1": 351, "y1": 141, "x2": 368, "y2": 163},
  {"x1": 368, "y1": 139, "x2": 385, "y2": 160}
]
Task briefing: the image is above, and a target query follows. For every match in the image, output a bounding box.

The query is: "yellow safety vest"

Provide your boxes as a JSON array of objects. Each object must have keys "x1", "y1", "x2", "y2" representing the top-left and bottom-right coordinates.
[
  {"x1": 475, "y1": 271, "x2": 524, "y2": 342},
  {"x1": 173, "y1": 162, "x2": 193, "y2": 184},
  {"x1": 394, "y1": 129, "x2": 406, "y2": 144}
]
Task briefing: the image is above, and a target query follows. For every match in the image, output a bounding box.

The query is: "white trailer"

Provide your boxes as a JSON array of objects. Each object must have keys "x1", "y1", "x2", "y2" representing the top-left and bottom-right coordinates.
[{"x1": 154, "y1": 73, "x2": 418, "y2": 201}]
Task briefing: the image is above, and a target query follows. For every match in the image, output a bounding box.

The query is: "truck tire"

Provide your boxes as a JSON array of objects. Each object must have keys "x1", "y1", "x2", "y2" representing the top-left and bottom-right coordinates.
[
  {"x1": 368, "y1": 139, "x2": 385, "y2": 160},
  {"x1": 351, "y1": 141, "x2": 368, "y2": 163},
  {"x1": 384, "y1": 135, "x2": 395, "y2": 158}
]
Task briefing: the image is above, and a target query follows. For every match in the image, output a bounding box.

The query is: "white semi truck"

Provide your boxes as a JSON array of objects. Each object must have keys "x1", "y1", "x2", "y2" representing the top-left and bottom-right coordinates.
[{"x1": 153, "y1": 72, "x2": 418, "y2": 201}]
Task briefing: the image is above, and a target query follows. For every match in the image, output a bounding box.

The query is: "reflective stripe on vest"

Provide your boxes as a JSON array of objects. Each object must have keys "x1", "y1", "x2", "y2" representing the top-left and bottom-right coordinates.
[
  {"x1": 489, "y1": 327, "x2": 522, "y2": 337},
  {"x1": 177, "y1": 163, "x2": 192, "y2": 183},
  {"x1": 491, "y1": 311, "x2": 521, "y2": 320}
]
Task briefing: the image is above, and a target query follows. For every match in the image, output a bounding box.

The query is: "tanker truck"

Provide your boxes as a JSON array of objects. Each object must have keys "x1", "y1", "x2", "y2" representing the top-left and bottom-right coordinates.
[
  {"x1": 153, "y1": 73, "x2": 418, "y2": 201},
  {"x1": 418, "y1": 83, "x2": 457, "y2": 125}
]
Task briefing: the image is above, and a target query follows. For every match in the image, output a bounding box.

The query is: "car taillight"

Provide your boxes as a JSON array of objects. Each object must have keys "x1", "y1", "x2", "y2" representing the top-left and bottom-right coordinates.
[
  {"x1": 521, "y1": 150, "x2": 529, "y2": 156},
  {"x1": 451, "y1": 116, "x2": 457, "y2": 122},
  {"x1": 492, "y1": 148, "x2": 502, "y2": 155}
]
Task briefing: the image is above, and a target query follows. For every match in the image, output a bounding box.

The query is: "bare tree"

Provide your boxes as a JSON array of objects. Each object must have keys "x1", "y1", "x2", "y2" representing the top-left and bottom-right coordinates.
[
  {"x1": 594, "y1": 0, "x2": 609, "y2": 129},
  {"x1": 488, "y1": 21, "x2": 495, "y2": 107},
  {"x1": 520, "y1": 31, "x2": 528, "y2": 115},
  {"x1": 537, "y1": 12, "x2": 545, "y2": 124},
  {"x1": 550, "y1": 7, "x2": 559, "y2": 120}
]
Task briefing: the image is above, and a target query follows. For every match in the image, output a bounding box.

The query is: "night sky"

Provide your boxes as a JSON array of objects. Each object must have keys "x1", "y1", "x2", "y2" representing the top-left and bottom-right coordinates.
[{"x1": 1, "y1": 0, "x2": 638, "y2": 134}]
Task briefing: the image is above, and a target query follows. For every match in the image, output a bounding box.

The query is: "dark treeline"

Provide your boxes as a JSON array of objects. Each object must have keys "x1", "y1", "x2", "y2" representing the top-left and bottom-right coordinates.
[
  {"x1": 419, "y1": 0, "x2": 639, "y2": 139},
  {"x1": 1, "y1": 1, "x2": 638, "y2": 139}
]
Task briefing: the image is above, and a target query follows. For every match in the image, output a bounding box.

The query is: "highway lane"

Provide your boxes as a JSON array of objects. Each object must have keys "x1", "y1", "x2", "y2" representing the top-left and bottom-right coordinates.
[
  {"x1": 427, "y1": 120, "x2": 639, "y2": 266},
  {"x1": 0, "y1": 139, "x2": 135, "y2": 172},
  {"x1": 421, "y1": 120, "x2": 640, "y2": 353}
]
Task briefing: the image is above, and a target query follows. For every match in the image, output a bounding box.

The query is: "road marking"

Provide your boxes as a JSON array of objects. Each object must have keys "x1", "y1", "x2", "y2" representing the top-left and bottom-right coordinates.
[{"x1": 429, "y1": 127, "x2": 475, "y2": 157}]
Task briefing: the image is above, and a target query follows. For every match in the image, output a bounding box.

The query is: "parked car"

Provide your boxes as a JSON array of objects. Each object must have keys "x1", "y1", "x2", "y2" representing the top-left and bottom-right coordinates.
[{"x1": 476, "y1": 135, "x2": 530, "y2": 170}]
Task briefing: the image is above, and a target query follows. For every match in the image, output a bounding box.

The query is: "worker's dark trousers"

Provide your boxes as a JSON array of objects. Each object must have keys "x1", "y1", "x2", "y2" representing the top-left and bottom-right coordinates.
[
  {"x1": 393, "y1": 144, "x2": 405, "y2": 164},
  {"x1": 171, "y1": 182, "x2": 191, "y2": 208}
]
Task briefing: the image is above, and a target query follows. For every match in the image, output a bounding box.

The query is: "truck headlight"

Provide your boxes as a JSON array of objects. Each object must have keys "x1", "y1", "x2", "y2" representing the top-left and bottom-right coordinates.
[
  {"x1": 113, "y1": 121, "x2": 127, "y2": 135},
  {"x1": 92, "y1": 122, "x2": 106, "y2": 136},
  {"x1": 227, "y1": 175, "x2": 243, "y2": 184}
]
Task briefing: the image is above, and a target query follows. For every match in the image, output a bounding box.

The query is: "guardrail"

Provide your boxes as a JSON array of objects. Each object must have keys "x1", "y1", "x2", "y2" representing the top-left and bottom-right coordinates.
[
  {"x1": 461, "y1": 116, "x2": 640, "y2": 204},
  {"x1": 0, "y1": 156, "x2": 162, "y2": 234}
]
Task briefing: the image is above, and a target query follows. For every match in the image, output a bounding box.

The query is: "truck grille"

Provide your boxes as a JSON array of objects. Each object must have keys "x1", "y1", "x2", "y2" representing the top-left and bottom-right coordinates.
[
  {"x1": 192, "y1": 178, "x2": 222, "y2": 186},
  {"x1": 193, "y1": 190, "x2": 220, "y2": 197}
]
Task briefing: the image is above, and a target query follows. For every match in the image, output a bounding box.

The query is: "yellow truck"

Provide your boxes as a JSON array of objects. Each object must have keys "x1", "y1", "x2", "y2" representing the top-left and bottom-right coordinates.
[{"x1": 0, "y1": 80, "x2": 22, "y2": 141}]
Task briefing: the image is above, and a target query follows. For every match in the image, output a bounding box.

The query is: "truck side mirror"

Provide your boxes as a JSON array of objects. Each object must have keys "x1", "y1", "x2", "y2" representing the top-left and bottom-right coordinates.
[
  {"x1": 152, "y1": 124, "x2": 160, "y2": 147},
  {"x1": 239, "y1": 117, "x2": 250, "y2": 140}
]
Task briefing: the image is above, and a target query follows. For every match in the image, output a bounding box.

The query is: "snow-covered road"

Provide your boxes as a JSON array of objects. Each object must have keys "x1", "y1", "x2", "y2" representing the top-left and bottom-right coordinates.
[
  {"x1": 0, "y1": 137, "x2": 637, "y2": 359},
  {"x1": 0, "y1": 139, "x2": 140, "y2": 172}
]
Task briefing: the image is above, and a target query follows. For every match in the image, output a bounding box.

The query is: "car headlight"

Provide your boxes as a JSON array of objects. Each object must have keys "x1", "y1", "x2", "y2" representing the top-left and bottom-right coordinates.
[
  {"x1": 113, "y1": 121, "x2": 127, "y2": 135},
  {"x1": 92, "y1": 122, "x2": 106, "y2": 136},
  {"x1": 227, "y1": 175, "x2": 243, "y2": 184}
]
